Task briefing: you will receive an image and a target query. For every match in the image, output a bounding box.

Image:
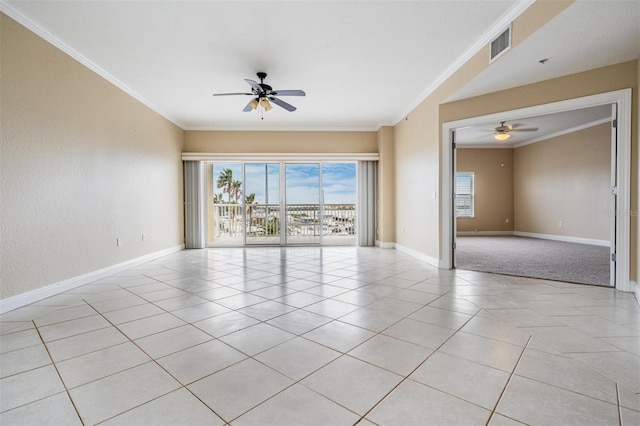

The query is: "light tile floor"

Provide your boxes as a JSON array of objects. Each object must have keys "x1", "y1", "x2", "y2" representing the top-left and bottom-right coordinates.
[{"x1": 1, "y1": 247, "x2": 639, "y2": 425}]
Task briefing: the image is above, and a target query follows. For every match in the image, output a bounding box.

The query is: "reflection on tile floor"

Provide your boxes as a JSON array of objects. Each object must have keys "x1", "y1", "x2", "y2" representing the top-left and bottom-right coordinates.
[{"x1": 1, "y1": 247, "x2": 639, "y2": 425}]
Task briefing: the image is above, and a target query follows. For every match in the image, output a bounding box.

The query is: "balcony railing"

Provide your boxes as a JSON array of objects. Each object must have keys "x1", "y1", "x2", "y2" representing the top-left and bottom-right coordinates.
[{"x1": 209, "y1": 203, "x2": 356, "y2": 244}]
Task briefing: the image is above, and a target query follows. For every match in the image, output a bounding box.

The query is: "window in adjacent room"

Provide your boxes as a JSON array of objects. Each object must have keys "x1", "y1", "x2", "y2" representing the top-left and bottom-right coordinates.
[{"x1": 455, "y1": 172, "x2": 474, "y2": 218}]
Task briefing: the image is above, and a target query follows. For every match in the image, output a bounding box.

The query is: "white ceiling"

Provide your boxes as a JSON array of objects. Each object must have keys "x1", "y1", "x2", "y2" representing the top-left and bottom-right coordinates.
[
  {"x1": 2, "y1": 0, "x2": 639, "y2": 131},
  {"x1": 448, "y1": 0, "x2": 640, "y2": 103},
  {"x1": 454, "y1": 104, "x2": 613, "y2": 148}
]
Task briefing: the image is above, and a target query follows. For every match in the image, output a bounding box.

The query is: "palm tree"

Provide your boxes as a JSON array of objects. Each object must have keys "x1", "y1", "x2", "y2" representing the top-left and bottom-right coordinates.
[
  {"x1": 245, "y1": 193, "x2": 256, "y2": 235},
  {"x1": 216, "y1": 168, "x2": 234, "y2": 203},
  {"x1": 213, "y1": 193, "x2": 224, "y2": 204},
  {"x1": 230, "y1": 180, "x2": 242, "y2": 204}
]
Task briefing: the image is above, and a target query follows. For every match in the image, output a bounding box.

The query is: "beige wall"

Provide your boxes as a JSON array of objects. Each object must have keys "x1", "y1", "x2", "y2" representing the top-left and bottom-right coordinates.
[
  {"x1": 394, "y1": 99, "x2": 441, "y2": 257},
  {"x1": 456, "y1": 149, "x2": 514, "y2": 233},
  {"x1": 0, "y1": 14, "x2": 185, "y2": 299},
  {"x1": 185, "y1": 129, "x2": 384, "y2": 244},
  {"x1": 456, "y1": 125, "x2": 611, "y2": 240},
  {"x1": 3, "y1": 0, "x2": 638, "y2": 303},
  {"x1": 377, "y1": 126, "x2": 395, "y2": 244},
  {"x1": 184, "y1": 131, "x2": 377, "y2": 153},
  {"x1": 514, "y1": 123, "x2": 611, "y2": 240},
  {"x1": 393, "y1": 0, "x2": 574, "y2": 261}
]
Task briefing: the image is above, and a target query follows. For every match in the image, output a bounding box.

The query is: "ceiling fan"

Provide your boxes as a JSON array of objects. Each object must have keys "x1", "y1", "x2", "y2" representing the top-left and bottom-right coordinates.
[
  {"x1": 491, "y1": 121, "x2": 538, "y2": 141},
  {"x1": 213, "y1": 72, "x2": 305, "y2": 115}
]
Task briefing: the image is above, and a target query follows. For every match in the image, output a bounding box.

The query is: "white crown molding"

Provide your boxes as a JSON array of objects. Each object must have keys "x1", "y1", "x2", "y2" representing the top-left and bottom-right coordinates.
[
  {"x1": 185, "y1": 125, "x2": 380, "y2": 132},
  {"x1": 392, "y1": 0, "x2": 535, "y2": 125},
  {"x1": 513, "y1": 117, "x2": 612, "y2": 148},
  {"x1": 0, "y1": 244, "x2": 185, "y2": 314},
  {"x1": 375, "y1": 121, "x2": 396, "y2": 130},
  {"x1": 456, "y1": 143, "x2": 515, "y2": 149},
  {"x1": 3, "y1": 1, "x2": 533, "y2": 134},
  {"x1": 456, "y1": 116, "x2": 613, "y2": 149},
  {"x1": 0, "y1": 1, "x2": 187, "y2": 130}
]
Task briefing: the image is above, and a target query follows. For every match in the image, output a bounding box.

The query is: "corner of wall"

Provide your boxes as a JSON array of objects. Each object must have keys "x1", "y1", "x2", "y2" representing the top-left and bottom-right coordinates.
[{"x1": 377, "y1": 126, "x2": 396, "y2": 244}]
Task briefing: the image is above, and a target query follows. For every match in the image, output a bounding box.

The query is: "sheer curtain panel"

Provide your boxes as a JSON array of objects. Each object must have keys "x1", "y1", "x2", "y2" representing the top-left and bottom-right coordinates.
[
  {"x1": 184, "y1": 161, "x2": 205, "y2": 249},
  {"x1": 357, "y1": 161, "x2": 376, "y2": 246}
]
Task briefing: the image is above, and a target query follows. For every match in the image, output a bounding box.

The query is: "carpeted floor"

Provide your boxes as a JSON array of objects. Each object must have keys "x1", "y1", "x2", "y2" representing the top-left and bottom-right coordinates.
[{"x1": 455, "y1": 236, "x2": 611, "y2": 286}]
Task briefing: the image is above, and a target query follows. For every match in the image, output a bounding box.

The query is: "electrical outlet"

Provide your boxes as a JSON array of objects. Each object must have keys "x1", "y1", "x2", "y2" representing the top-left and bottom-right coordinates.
[
  {"x1": 559, "y1": 221, "x2": 563, "y2": 227},
  {"x1": 141, "y1": 234, "x2": 145, "y2": 241},
  {"x1": 505, "y1": 218, "x2": 510, "y2": 224}
]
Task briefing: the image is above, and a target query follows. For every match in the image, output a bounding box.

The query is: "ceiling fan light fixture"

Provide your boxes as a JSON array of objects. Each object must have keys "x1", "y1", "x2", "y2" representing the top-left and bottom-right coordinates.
[
  {"x1": 494, "y1": 133, "x2": 510, "y2": 141},
  {"x1": 260, "y1": 97, "x2": 272, "y2": 111},
  {"x1": 213, "y1": 73, "x2": 304, "y2": 116}
]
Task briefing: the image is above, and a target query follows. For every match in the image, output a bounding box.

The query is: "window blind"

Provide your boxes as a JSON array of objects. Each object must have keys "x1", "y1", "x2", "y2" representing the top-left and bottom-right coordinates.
[{"x1": 455, "y1": 173, "x2": 474, "y2": 217}]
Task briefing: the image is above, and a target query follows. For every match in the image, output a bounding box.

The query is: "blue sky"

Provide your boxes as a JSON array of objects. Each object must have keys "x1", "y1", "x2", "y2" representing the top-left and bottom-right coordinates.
[{"x1": 213, "y1": 162, "x2": 356, "y2": 204}]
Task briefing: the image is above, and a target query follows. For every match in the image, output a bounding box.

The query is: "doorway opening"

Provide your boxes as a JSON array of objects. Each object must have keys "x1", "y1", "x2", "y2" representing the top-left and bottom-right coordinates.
[
  {"x1": 453, "y1": 105, "x2": 614, "y2": 286},
  {"x1": 442, "y1": 89, "x2": 632, "y2": 292}
]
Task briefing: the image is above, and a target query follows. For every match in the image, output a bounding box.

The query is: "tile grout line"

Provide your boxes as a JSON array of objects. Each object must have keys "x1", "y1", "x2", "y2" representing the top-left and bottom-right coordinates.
[
  {"x1": 485, "y1": 335, "x2": 532, "y2": 426},
  {"x1": 83, "y1": 301, "x2": 230, "y2": 425},
  {"x1": 353, "y1": 294, "x2": 484, "y2": 425},
  {"x1": 222, "y1": 288, "x2": 458, "y2": 424},
  {"x1": 32, "y1": 319, "x2": 86, "y2": 426},
  {"x1": 9, "y1": 248, "x2": 630, "y2": 425},
  {"x1": 616, "y1": 383, "x2": 623, "y2": 426}
]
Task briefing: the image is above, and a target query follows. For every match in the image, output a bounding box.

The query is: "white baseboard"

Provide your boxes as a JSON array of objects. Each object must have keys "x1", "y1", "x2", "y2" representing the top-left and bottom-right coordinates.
[
  {"x1": 394, "y1": 244, "x2": 440, "y2": 268},
  {"x1": 375, "y1": 240, "x2": 395, "y2": 249},
  {"x1": 0, "y1": 244, "x2": 185, "y2": 314},
  {"x1": 457, "y1": 231, "x2": 514, "y2": 236},
  {"x1": 513, "y1": 231, "x2": 610, "y2": 247}
]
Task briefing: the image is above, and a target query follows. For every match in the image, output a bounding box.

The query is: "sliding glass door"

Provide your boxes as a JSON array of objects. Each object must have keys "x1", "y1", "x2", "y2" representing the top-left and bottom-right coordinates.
[
  {"x1": 207, "y1": 162, "x2": 243, "y2": 246},
  {"x1": 207, "y1": 161, "x2": 357, "y2": 247},
  {"x1": 285, "y1": 163, "x2": 321, "y2": 245},
  {"x1": 245, "y1": 163, "x2": 281, "y2": 245},
  {"x1": 322, "y1": 163, "x2": 357, "y2": 245}
]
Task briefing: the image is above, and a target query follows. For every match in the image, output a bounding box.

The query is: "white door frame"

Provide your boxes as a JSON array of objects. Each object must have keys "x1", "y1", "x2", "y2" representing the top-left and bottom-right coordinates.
[{"x1": 441, "y1": 89, "x2": 632, "y2": 292}]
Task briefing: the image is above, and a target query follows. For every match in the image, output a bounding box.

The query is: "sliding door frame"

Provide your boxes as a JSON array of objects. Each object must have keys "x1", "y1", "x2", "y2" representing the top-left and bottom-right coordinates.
[{"x1": 196, "y1": 155, "x2": 377, "y2": 247}]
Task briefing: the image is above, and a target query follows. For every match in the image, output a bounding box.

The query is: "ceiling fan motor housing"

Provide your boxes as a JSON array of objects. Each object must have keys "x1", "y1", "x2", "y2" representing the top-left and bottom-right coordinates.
[
  {"x1": 496, "y1": 121, "x2": 512, "y2": 133},
  {"x1": 255, "y1": 73, "x2": 271, "y2": 96}
]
